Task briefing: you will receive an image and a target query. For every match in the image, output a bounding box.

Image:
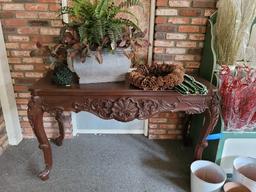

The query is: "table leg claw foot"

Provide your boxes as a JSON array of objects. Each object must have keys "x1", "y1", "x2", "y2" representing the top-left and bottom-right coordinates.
[
  {"x1": 51, "y1": 137, "x2": 63, "y2": 146},
  {"x1": 38, "y1": 167, "x2": 50, "y2": 181}
]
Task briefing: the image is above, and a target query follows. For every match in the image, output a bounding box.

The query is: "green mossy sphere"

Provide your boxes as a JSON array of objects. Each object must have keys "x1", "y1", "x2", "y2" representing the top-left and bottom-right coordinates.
[{"x1": 52, "y1": 65, "x2": 75, "y2": 86}]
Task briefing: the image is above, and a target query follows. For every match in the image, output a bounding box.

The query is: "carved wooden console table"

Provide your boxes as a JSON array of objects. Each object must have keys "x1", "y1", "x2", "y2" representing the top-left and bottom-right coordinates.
[{"x1": 27, "y1": 74, "x2": 219, "y2": 181}]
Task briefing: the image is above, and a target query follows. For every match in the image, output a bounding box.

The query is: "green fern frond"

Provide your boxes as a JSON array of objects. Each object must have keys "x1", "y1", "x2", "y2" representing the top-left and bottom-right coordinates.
[
  {"x1": 65, "y1": 0, "x2": 142, "y2": 50},
  {"x1": 118, "y1": 0, "x2": 142, "y2": 8},
  {"x1": 118, "y1": 9, "x2": 139, "y2": 25},
  {"x1": 95, "y1": 0, "x2": 109, "y2": 18}
]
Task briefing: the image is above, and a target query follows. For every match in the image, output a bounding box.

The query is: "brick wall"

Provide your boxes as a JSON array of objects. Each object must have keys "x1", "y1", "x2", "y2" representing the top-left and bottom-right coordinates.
[
  {"x1": 0, "y1": 0, "x2": 72, "y2": 138},
  {"x1": 148, "y1": 0, "x2": 217, "y2": 139},
  {"x1": 0, "y1": 0, "x2": 216, "y2": 140},
  {"x1": 0, "y1": 107, "x2": 8, "y2": 155}
]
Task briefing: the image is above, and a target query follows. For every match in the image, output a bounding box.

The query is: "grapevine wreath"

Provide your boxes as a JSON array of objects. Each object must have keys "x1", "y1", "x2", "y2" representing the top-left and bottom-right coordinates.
[{"x1": 128, "y1": 64, "x2": 185, "y2": 91}]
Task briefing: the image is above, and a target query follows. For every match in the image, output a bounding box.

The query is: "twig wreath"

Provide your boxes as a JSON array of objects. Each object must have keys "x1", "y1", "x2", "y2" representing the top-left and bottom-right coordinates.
[{"x1": 128, "y1": 64, "x2": 185, "y2": 90}]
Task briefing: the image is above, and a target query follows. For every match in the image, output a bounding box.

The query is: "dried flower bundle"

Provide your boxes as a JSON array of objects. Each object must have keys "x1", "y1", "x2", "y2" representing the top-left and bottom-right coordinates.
[{"x1": 215, "y1": 0, "x2": 256, "y2": 65}]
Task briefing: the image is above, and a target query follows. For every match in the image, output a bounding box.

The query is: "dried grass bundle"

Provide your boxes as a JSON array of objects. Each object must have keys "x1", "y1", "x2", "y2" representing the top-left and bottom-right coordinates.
[{"x1": 215, "y1": 0, "x2": 256, "y2": 65}]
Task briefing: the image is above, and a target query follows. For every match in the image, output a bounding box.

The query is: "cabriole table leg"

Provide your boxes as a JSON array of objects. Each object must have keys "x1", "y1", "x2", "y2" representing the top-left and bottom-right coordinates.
[
  {"x1": 194, "y1": 92, "x2": 220, "y2": 160},
  {"x1": 51, "y1": 109, "x2": 65, "y2": 146},
  {"x1": 28, "y1": 97, "x2": 52, "y2": 181}
]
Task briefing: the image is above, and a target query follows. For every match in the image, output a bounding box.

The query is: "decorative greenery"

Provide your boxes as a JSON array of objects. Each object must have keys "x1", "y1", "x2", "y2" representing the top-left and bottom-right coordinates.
[
  {"x1": 30, "y1": 0, "x2": 148, "y2": 85},
  {"x1": 61, "y1": 0, "x2": 148, "y2": 63}
]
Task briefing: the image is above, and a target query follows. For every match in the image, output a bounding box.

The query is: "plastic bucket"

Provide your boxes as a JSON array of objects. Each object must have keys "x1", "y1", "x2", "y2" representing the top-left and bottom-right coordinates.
[
  {"x1": 233, "y1": 156, "x2": 256, "y2": 191},
  {"x1": 190, "y1": 160, "x2": 226, "y2": 192},
  {"x1": 223, "y1": 182, "x2": 250, "y2": 192}
]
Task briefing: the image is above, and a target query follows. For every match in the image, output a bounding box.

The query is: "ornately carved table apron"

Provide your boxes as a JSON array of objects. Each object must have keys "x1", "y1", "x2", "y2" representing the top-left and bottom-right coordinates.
[{"x1": 27, "y1": 74, "x2": 220, "y2": 181}]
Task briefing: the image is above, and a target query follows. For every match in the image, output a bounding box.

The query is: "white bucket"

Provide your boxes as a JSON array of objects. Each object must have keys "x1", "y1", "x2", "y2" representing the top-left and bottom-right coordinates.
[
  {"x1": 223, "y1": 182, "x2": 250, "y2": 192},
  {"x1": 233, "y1": 156, "x2": 256, "y2": 191},
  {"x1": 190, "y1": 160, "x2": 226, "y2": 192}
]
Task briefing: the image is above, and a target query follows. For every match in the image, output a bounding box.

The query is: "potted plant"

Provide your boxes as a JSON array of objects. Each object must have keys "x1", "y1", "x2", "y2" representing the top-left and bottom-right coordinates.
[{"x1": 31, "y1": 0, "x2": 149, "y2": 85}]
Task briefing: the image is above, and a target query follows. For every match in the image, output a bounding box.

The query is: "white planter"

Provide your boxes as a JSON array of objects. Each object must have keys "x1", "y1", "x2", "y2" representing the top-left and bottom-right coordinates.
[
  {"x1": 73, "y1": 50, "x2": 131, "y2": 84},
  {"x1": 233, "y1": 157, "x2": 256, "y2": 192},
  {"x1": 190, "y1": 160, "x2": 226, "y2": 192}
]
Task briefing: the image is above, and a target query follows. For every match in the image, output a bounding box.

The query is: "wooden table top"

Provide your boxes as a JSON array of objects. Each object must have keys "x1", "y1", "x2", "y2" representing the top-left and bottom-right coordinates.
[{"x1": 30, "y1": 73, "x2": 217, "y2": 96}]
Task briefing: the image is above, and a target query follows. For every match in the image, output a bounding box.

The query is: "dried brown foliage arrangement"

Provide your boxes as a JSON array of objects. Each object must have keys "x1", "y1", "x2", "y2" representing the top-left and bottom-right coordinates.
[
  {"x1": 215, "y1": 0, "x2": 256, "y2": 65},
  {"x1": 128, "y1": 64, "x2": 185, "y2": 91}
]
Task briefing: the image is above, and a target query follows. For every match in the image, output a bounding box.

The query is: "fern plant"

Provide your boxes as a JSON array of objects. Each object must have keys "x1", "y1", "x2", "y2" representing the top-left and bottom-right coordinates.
[
  {"x1": 61, "y1": 0, "x2": 147, "y2": 63},
  {"x1": 30, "y1": 0, "x2": 148, "y2": 77}
]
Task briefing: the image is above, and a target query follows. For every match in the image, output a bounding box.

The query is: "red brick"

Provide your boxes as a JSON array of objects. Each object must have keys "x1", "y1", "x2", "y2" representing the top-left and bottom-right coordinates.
[
  {"x1": 0, "y1": 11, "x2": 15, "y2": 18},
  {"x1": 38, "y1": 12, "x2": 59, "y2": 19},
  {"x1": 154, "y1": 40, "x2": 174, "y2": 47},
  {"x1": 17, "y1": 27, "x2": 39, "y2": 35},
  {"x1": 185, "y1": 62, "x2": 200, "y2": 68},
  {"x1": 189, "y1": 34, "x2": 205, "y2": 40},
  {"x1": 4, "y1": 19, "x2": 27, "y2": 26},
  {"x1": 176, "y1": 41, "x2": 197, "y2": 48},
  {"x1": 154, "y1": 47, "x2": 165, "y2": 54},
  {"x1": 25, "y1": 4, "x2": 48, "y2": 11},
  {"x1": 200, "y1": 26, "x2": 206, "y2": 33},
  {"x1": 11, "y1": 50, "x2": 30, "y2": 57},
  {"x1": 179, "y1": 9, "x2": 202, "y2": 17},
  {"x1": 156, "y1": 0, "x2": 168, "y2": 6},
  {"x1": 155, "y1": 32, "x2": 166, "y2": 39},
  {"x1": 20, "y1": 43, "x2": 37, "y2": 49},
  {"x1": 149, "y1": 118, "x2": 168, "y2": 123},
  {"x1": 50, "y1": 20, "x2": 63, "y2": 27},
  {"x1": 187, "y1": 48, "x2": 202, "y2": 55},
  {"x1": 38, "y1": 0, "x2": 59, "y2": 3},
  {"x1": 175, "y1": 55, "x2": 195, "y2": 61},
  {"x1": 31, "y1": 35, "x2": 55, "y2": 43},
  {"x1": 167, "y1": 130, "x2": 182, "y2": 134},
  {"x1": 204, "y1": 9, "x2": 216, "y2": 16},
  {"x1": 155, "y1": 17, "x2": 167, "y2": 24},
  {"x1": 18, "y1": 93, "x2": 31, "y2": 98},
  {"x1": 11, "y1": 72, "x2": 24, "y2": 78},
  {"x1": 2, "y1": 3, "x2": 24, "y2": 10},
  {"x1": 166, "y1": 33, "x2": 187, "y2": 40},
  {"x1": 8, "y1": 58, "x2": 22, "y2": 64},
  {"x1": 40, "y1": 28, "x2": 60, "y2": 35},
  {"x1": 8, "y1": 35, "x2": 30, "y2": 42},
  {"x1": 16, "y1": 99, "x2": 29, "y2": 105},
  {"x1": 14, "y1": 86, "x2": 28, "y2": 92},
  {"x1": 169, "y1": 0, "x2": 191, "y2": 7},
  {"x1": 25, "y1": 72, "x2": 44, "y2": 78},
  {"x1": 179, "y1": 25, "x2": 200, "y2": 33},
  {"x1": 16, "y1": 12, "x2": 38, "y2": 19},
  {"x1": 168, "y1": 17, "x2": 190, "y2": 24},
  {"x1": 149, "y1": 129, "x2": 167, "y2": 135},
  {"x1": 49, "y1": 4, "x2": 61, "y2": 11},
  {"x1": 166, "y1": 48, "x2": 186, "y2": 54},
  {"x1": 149, "y1": 124, "x2": 158, "y2": 129},
  {"x1": 155, "y1": 24, "x2": 177, "y2": 32},
  {"x1": 193, "y1": 1, "x2": 216, "y2": 8},
  {"x1": 149, "y1": 135, "x2": 178, "y2": 139},
  {"x1": 5, "y1": 43, "x2": 19, "y2": 49},
  {"x1": 154, "y1": 54, "x2": 174, "y2": 61},
  {"x1": 22, "y1": 58, "x2": 43, "y2": 63},
  {"x1": 14, "y1": 65, "x2": 34, "y2": 71},
  {"x1": 191, "y1": 18, "x2": 207, "y2": 25},
  {"x1": 159, "y1": 124, "x2": 176, "y2": 129},
  {"x1": 156, "y1": 8, "x2": 178, "y2": 16}
]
